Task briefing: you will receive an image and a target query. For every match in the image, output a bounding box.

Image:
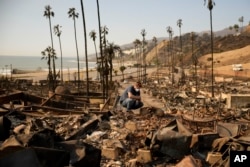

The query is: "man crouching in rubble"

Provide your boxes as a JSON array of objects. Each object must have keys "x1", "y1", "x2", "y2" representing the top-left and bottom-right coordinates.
[{"x1": 119, "y1": 81, "x2": 143, "y2": 112}]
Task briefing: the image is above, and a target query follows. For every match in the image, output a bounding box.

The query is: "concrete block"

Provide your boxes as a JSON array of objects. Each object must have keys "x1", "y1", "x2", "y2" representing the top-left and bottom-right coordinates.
[
  {"x1": 101, "y1": 146, "x2": 119, "y2": 160},
  {"x1": 136, "y1": 149, "x2": 152, "y2": 163},
  {"x1": 206, "y1": 152, "x2": 222, "y2": 165}
]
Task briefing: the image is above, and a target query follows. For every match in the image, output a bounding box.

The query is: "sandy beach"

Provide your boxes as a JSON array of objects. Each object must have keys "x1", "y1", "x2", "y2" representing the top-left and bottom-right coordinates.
[
  {"x1": 9, "y1": 64, "x2": 155, "y2": 84},
  {"x1": 11, "y1": 69, "x2": 98, "y2": 83}
]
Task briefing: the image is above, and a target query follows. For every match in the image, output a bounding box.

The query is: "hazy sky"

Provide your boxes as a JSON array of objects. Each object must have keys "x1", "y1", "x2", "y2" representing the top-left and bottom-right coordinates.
[{"x1": 0, "y1": 0, "x2": 249, "y2": 57}]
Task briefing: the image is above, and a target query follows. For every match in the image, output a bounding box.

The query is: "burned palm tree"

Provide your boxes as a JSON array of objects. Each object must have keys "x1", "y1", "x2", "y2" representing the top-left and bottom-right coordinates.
[
  {"x1": 80, "y1": 0, "x2": 89, "y2": 97},
  {"x1": 43, "y1": 5, "x2": 56, "y2": 90},
  {"x1": 96, "y1": 0, "x2": 105, "y2": 101},
  {"x1": 101, "y1": 26, "x2": 109, "y2": 97},
  {"x1": 41, "y1": 46, "x2": 57, "y2": 91},
  {"x1": 54, "y1": 24, "x2": 63, "y2": 83},
  {"x1": 68, "y1": 8, "x2": 80, "y2": 91},
  {"x1": 204, "y1": 0, "x2": 215, "y2": 97},
  {"x1": 105, "y1": 43, "x2": 120, "y2": 82},
  {"x1": 89, "y1": 30, "x2": 99, "y2": 79},
  {"x1": 133, "y1": 39, "x2": 142, "y2": 80},
  {"x1": 89, "y1": 30, "x2": 98, "y2": 60},
  {"x1": 238, "y1": 16, "x2": 244, "y2": 33},
  {"x1": 141, "y1": 29, "x2": 147, "y2": 83},
  {"x1": 152, "y1": 36, "x2": 159, "y2": 83},
  {"x1": 177, "y1": 19, "x2": 185, "y2": 84},
  {"x1": 191, "y1": 32, "x2": 198, "y2": 93},
  {"x1": 167, "y1": 26, "x2": 174, "y2": 85},
  {"x1": 177, "y1": 19, "x2": 183, "y2": 52}
]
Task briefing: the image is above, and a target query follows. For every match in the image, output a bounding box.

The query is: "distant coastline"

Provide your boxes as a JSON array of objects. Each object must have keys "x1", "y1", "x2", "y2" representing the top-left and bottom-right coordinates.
[
  {"x1": 0, "y1": 55, "x2": 137, "y2": 82},
  {"x1": 0, "y1": 55, "x2": 97, "y2": 75}
]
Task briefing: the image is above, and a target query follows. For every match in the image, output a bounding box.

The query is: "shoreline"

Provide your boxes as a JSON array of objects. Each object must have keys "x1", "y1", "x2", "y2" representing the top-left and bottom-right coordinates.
[
  {"x1": 5, "y1": 64, "x2": 250, "y2": 84},
  {"x1": 9, "y1": 69, "x2": 99, "y2": 83},
  {"x1": 6, "y1": 62, "x2": 142, "y2": 83}
]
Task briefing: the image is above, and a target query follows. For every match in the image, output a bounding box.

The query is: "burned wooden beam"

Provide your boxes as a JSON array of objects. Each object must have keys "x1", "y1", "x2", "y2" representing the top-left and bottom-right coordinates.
[
  {"x1": 0, "y1": 92, "x2": 24, "y2": 104},
  {"x1": 16, "y1": 105, "x2": 86, "y2": 117},
  {"x1": 40, "y1": 93, "x2": 56, "y2": 106}
]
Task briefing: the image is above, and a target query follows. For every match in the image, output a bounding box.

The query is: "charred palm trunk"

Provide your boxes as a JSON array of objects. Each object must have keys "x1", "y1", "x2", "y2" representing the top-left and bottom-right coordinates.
[
  {"x1": 49, "y1": 17, "x2": 56, "y2": 90},
  {"x1": 139, "y1": 47, "x2": 142, "y2": 81},
  {"x1": 210, "y1": 10, "x2": 214, "y2": 97},
  {"x1": 136, "y1": 47, "x2": 140, "y2": 80},
  {"x1": 58, "y1": 36, "x2": 63, "y2": 83},
  {"x1": 171, "y1": 38, "x2": 174, "y2": 85},
  {"x1": 96, "y1": 0, "x2": 105, "y2": 102},
  {"x1": 94, "y1": 42, "x2": 99, "y2": 79},
  {"x1": 48, "y1": 18, "x2": 53, "y2": 90},
  {"x1": 80, "y1": 0, "x2": 89, "y2": 97},
  {"x1": 143, "y1": 42, "x2": 146, "y2": 83},
  {"x1": 110, "y1": 56, "x2": 113, "y2": 82}
]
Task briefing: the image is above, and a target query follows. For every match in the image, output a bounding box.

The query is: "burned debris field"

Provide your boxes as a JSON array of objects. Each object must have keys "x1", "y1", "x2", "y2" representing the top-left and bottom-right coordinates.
[{"x1": 1, "y1": 66, "x2": 250, "y2": 167}]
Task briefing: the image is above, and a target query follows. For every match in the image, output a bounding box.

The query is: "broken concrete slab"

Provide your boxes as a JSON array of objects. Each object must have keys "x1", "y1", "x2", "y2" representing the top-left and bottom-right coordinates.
[{"x1": 102, "y1": 146, "x2": 119, "y2": 160}]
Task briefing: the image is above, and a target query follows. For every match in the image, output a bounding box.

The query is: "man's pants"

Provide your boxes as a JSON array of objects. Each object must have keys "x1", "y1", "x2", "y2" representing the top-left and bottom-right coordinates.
[{"x1": 121, "y1": 98, "x2": 143, "y2": 111}]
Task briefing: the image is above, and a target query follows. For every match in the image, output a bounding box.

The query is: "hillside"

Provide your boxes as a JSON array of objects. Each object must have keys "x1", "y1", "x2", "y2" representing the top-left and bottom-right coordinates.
[
  {"x1": 144, "y1": 25, "x2": 250, "y2": 70},
  {"x1": 145, "y1": 40, "x2": 169, "y2": 63},
  {"x1": 199, "y1": 45, "x2": 250, "y2": 78},
  {"x1": 199, "y1": 45, "x2": 250, "y2": 67}
]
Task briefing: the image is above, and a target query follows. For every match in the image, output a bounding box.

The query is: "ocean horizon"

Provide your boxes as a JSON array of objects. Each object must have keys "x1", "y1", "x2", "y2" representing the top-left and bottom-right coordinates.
[{"x1": 0, "y1": 55, "x2": 97, "y2": 75}]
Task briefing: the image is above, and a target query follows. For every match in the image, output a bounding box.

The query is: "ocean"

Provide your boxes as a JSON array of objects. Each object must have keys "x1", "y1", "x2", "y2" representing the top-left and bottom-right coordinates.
[{"x1": 0, "y1": 55, "x2": 97, "y2": 75}]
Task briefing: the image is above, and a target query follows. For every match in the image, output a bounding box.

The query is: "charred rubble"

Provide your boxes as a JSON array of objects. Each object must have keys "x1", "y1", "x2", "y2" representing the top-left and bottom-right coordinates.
[{"x1": 0, "y1": 77, "x2": 250, "y2": 167}]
